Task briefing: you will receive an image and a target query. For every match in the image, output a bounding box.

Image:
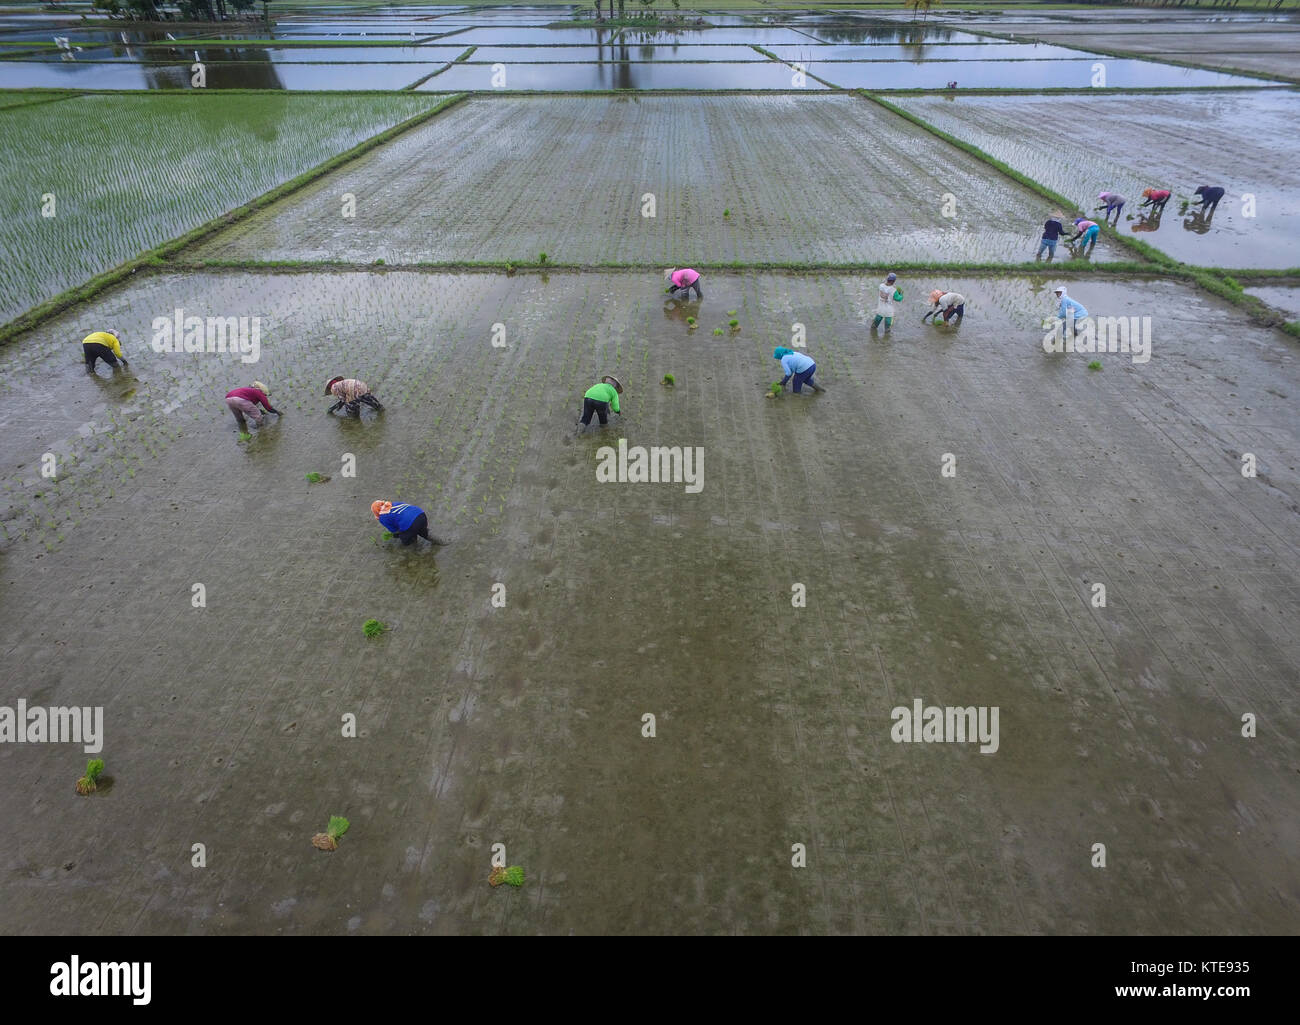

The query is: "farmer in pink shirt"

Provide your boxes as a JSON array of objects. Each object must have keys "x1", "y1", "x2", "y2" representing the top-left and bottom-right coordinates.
[
  {"x1": 225, "y1": 380, "x2": 282, "y2": 435},
  {"x1": 664, "y1": 266, "x2": 703, "y2": 301}
]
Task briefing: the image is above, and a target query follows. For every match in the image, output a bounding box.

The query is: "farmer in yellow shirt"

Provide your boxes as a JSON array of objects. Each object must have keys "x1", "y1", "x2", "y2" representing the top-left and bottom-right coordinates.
[{"x1": 82, "y1": 330, "x2": 129, "y2": 374}]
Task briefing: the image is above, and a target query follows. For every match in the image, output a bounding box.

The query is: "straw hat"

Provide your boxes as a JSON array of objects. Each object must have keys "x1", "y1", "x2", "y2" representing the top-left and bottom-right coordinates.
[
  {"x1": 663, "y1": 268, "x2": 676, "y2": 281},
  {"x1": 601, "y1": 375, "x2": 623, "y2": 394},
  {"x1": 324, "y1": 376, "x2": 345, "y2": 396},
  {"x1": 252, "y1": 380, "x2": 268, "y2": 393}
]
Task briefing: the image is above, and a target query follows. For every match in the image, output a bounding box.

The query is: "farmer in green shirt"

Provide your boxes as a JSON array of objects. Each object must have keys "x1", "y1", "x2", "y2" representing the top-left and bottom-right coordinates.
[{"x1": 577, "y1": 375, "x2": 623, "y2": 432}]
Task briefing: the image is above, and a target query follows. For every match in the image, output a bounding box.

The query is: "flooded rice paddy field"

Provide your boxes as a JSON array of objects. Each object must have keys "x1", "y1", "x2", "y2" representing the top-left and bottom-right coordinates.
[
  {"x1": 1, "y1": 269, "x2": 1297, "y2": 934},
  {"x1": 192, "y1": 95, "x2": 1125, "y2": 267},
  {"x1": 893, "y1": 91, "x2": 1300, "y2": 270},
  {"x1": 1246, "y1": 285, "x2": 1300, "y2": 322},
  {"x1": 2, "y1": 8, "x2": 1292, "y2": 92},
  {"x1": 951, "y1": 10, "x2": 1300, "y2": 81},
  {"x1": 1, "y1": 5, "x2": 1298, "y2": 935}
]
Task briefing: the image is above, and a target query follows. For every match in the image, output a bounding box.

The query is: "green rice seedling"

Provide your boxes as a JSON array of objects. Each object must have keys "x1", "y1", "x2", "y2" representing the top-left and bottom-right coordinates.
[
  {"x1": 489, "y1": 865, "x2": 525, "y2": 887},
  {"x1": 363, "y1": 619, "x2": 386, "y2": 638},
  {"x1": 713, "y1": 327, "x2": 723, "y2": 336},
  {"x1": 729, "y1": 319, "x2": 740, "y2": 331},
  {"x1": 1088, "y1": 361, "x2": 1102, "y2": 370},
  {"x1": 769, "y1": 381, "x2": 783, "y2": 397},
  {"x1": 727, "y1": 310, "x2": 737, "y2": 317},
  {"x1": 75, "y1": 758, "x2": 105, "y2": 796},
  {"x1": 686, "y1": 316, "x2": 696, "y2": 327},
  {"x1": 662, "y1": 373, "x2": 675, "y2": 386},
  {"x1": 311, "y1": 815, "x2": 350, "y2": 852},
  {"x1": 723, "y1": 208, "x2": 730, "y2": 217},
  {"x1": 538, "y1": 252, "x2": 548, "y2": 264},
  {"x1": 305, "y1": 472, "x2": 330, "y2": 483}
]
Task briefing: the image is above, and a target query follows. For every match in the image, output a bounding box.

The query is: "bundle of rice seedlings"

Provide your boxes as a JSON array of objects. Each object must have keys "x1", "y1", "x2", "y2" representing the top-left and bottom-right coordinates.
[
  {"x1": 311, "y1": 815, "x2": 350, "y2": 851},
  {"x1": 489, "y1": 865, "x2": 525, "y2": 887},
  {"x1": 75, "y1": 758, "x2": 105, "y2": 796}
]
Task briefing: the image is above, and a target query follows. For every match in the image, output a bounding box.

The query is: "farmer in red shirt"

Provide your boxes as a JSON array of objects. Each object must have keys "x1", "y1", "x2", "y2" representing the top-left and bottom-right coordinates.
[
  {"x1": 1139, "y1": 188, "x2": 1171, "y2": 214},
  {"x1": 225, "y1": 381, "x2": 282, "y2": 435}
]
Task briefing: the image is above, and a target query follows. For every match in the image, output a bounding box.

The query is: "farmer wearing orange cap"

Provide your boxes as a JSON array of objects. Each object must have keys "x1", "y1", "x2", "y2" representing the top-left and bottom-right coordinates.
[
  {"x1": 1139, "y1": 187, "x2": 1171, "y2": 215},
  {"x1": 325, "y1": 376, "x2": 384, "y2": 417},
  {"x1": 921, "y1": 289, "x2": 945, "y2": 323},
  {"x1": 924, "y1": 290, "x2": 966, "y2": 325},
  {"x1": 372, "y1": 499, "x2": 441, "y2": 546}
]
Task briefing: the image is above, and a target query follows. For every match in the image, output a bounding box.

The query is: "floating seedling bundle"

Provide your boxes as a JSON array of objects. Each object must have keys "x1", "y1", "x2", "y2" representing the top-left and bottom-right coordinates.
[{"x1": 363, "y1": 618, "x2": 387, "y2": 638}]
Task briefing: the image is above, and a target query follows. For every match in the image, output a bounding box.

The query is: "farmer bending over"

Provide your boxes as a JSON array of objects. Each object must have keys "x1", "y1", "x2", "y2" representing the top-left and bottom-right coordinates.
[
  {"x1": 664, "y1": 267, "x2": 703, "y2": 301},
  {"x1": 82, "y1": 329, "x2": 129, "y2": 374},
  {"x1": 1067, "y1": 217, "x2": 1100, "y2": 249},
  {"x1": 578, "y1": 375, "x2": 623, "y2": 431},
  {"x1": 1193, "y1": 185, "x2": 1225, "y2": 215},
  {"x1": 1036, "y1": 211, "x2": 1065, "y2": 260},
  {"x1": 372, "y1": 500, "x2": 442, "y2": 546},
  {"x1": 225, "y1": 381, "x2": 281, "y2": 434},
  {"x1": 325, "y1": 377, "x2": 384, "y2": 416},
  {"x1": 1139, "y1": 188, "x2": 1171, "y2": 214},
  {"x1": 773, "y1": 347, "x2": 824, "y2": 394},
  {"x1": 1052, "y1": 286, "x2": 1088, "y2": 338},
  {"x1": 1096, "y1": 191, "x2": 1126, "y2": 223},
  {"x1": 925, "y1": 290, "x2": 966, "y2": 325}
]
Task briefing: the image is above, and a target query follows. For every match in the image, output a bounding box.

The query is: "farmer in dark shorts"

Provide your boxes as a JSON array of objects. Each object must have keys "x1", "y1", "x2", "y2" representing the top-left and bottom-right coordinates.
[
  {"x1": 1139, "y1": 188, "x2": 1171, "y2": 214},
  {"x1": 82, "y1": 330, "x2": 129, "y2": 373},
  {"x1": 325, "y1": 376, "x2": 384, "y2": 416},
  {"x1": 930, "y1": 291, "x2": 966, "y2": 324},
  {"x1": 1193, "y1": 185, "x2": 1225, "y2": 215},
  {"x1": 664, "y1": 268, "x2": 703, "y2": 301},
  {"x1": 578, "y1": 375, "x2": 623, "y2": 431},
  {"x1": 372, "y1": 500, "x2": 442, "y2": 546}
]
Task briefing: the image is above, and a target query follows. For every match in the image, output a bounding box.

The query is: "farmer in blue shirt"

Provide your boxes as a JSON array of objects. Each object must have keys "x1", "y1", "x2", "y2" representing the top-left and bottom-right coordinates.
[
  {"x1": 1036, "y1": 211, "x2": 1065, "y2": 260},
  {"x1": 1193, "y1": 185, "x2": 1225, "y2": 215},
  {"x1": 371, "y1": 499, "x2": 443, "y2": 546},
  {"x1": 1052, "y1": 286, "x2": 1088, "y2": 337},
  {"x1": 773, "y1": 347, "x2": 825, "y2": 394}
]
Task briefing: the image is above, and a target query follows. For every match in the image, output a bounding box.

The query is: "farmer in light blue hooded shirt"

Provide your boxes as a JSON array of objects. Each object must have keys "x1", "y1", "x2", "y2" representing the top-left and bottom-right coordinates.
[
  {"x1": 1052, "y1": 286, "x2": 1088, "y2": 336},
  {"x1": 773, "y1": 347, "x2": 825, "y2": 394}
]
